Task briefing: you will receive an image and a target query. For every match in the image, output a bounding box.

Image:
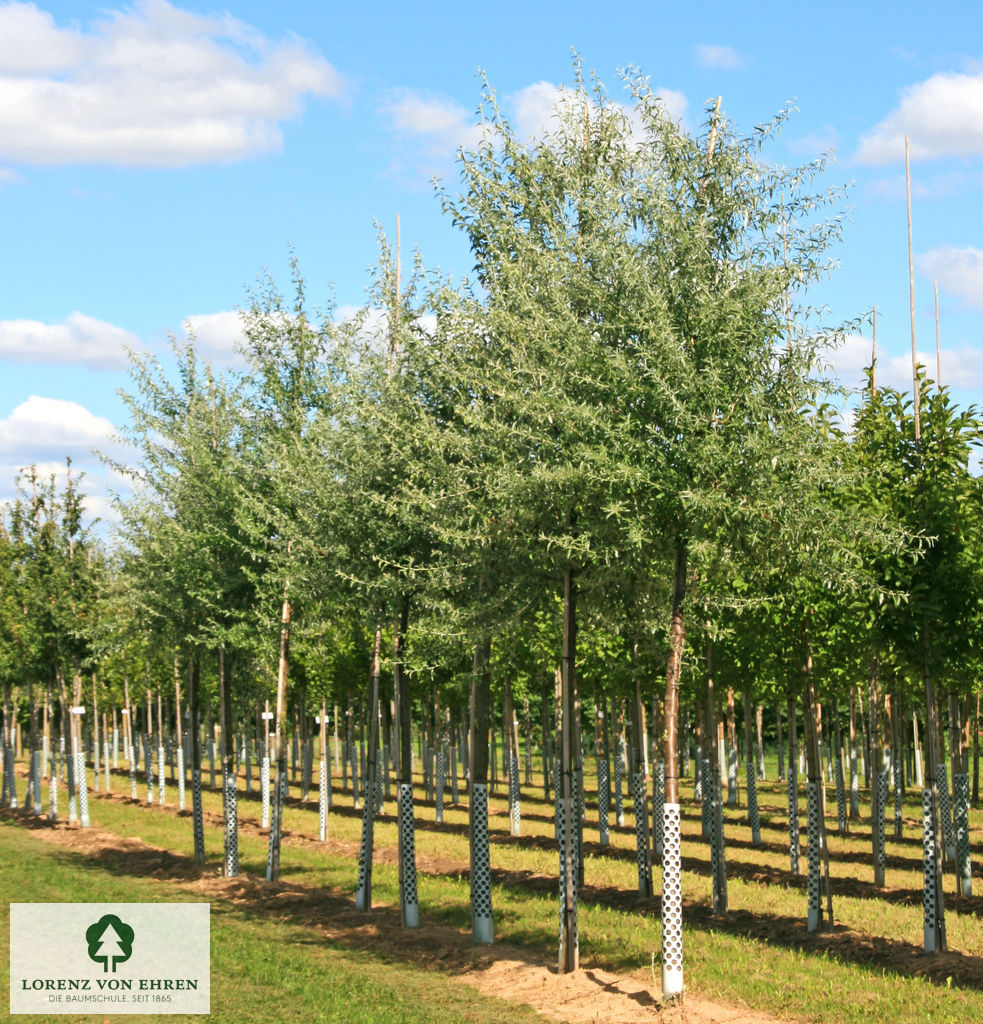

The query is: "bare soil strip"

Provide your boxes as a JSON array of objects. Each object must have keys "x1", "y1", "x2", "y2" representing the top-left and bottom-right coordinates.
[{"x1": 6, "y1": 799, "x2": 792, "y2": 1024}]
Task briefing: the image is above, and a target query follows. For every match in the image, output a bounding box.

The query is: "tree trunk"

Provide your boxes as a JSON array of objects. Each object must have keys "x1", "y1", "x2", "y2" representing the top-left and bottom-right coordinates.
[
  {"x1": 355, "y1": 624, "x2": 382, "y2": 910},
  {"x1": 266, "y1": 592, "x2": 292, "y2": 882}
]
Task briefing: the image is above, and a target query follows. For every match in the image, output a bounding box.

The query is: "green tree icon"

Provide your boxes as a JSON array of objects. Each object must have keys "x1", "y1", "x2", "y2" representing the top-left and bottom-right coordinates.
[{"x1": 86, "y1": 914, "x2": 134, "y2": 972}]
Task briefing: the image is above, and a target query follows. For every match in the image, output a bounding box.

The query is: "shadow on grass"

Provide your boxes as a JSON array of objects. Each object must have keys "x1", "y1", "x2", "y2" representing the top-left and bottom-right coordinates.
[{"x1": 8, "y1": 804, "x2": 983, "y2": 999}]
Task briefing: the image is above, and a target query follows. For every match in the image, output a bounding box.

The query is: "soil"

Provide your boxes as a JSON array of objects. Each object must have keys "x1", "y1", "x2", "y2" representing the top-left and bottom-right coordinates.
[{"x1": 8, "y1": 802, "x2": 790, "y2": 1024}]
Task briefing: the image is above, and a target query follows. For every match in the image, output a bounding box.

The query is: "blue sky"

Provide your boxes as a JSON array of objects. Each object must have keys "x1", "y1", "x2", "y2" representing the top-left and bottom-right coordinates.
[{"x1": 0, "y1": 0, "x2": 980, "y2": 526}]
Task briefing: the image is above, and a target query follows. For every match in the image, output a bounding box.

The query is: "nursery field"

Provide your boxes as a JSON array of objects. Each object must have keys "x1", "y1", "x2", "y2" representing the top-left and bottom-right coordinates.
[{"x1": 3, "y1": 760, "x2": 983, "y2": 1024}]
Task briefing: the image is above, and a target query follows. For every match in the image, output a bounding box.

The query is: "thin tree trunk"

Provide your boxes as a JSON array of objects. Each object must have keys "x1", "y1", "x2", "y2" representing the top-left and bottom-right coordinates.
[
  {"x1": 355, "y1": 625, "x2": 383, "y2": 909},
  {"x1": 266, "y1": 591, "x2": 292, "y2": 882},
  {"x1": 660, "y1": 540, "x2": 686, "y2": 1000}
]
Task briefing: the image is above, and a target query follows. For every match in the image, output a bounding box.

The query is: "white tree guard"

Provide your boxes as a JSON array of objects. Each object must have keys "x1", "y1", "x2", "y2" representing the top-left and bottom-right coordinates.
[
  {"x1": 597, "y1": 755, "x2": 610, "y2": 848},
  {"x1": 937, "y1": 761, "x2": 956, "y2": 863},
  {"x1": 31, "y1": 749, "x2": 42, "y2": 816},
  {"x1": 76, "y1": 749, "x2": 90, "y2": 827},
  {"x1": 261, "y1": 756, "x2": 271, "y2": 829},
  {"x1": 787, "y1": 771, "x2": 800, "y2": 875},
  {"x1": 557, "y1": 787, "x2": 578, "y2": 972},
  {"x1": 631, "y1": 770, "x2": 651, "y2": 897},
  {"x1": 224, "y1": 766, "x2": 238, "y2": 877},
  {"x1": 833, "y1": 753, "x2": 846, "y2": 834},
  {"x1": 661, "y1": 802, "x2": 684, "y2": 999},
  {"x1": 398, "y1": 782, "x2": 419, "y2": 928},
  {"x1": 921, "y1": 786, "x2": 938, "y2": 952},
  {"x1": 354, "y1": 785, "x2": 376, "y2": 910},
  {"x1": 508, "y1": 747, "x2": 520, "y2": 837},
  {"x1": 653, "y1": 761, "x2": 665, "y2": 862},
  {"x1": 435, "y1": 746, "x2": 446, "y2": 823},
  {"x1": 319, "y1": 758, "x2": 328, "y2": 842},
  {"x1": 48, "y1": 746, "x2": 58, "y2": 821},
  {"x1": 954, "y1": 772, "x2": 972, "y2": 897},
  {"x1": 471, "y1": 782, "x2": 494, "y2": 943},
  {"x1": 745, "y1": 758, "x2": 761, "y2": 845},
  {"x1": 158, "y1": 746, "x2": 166, "y2": 806},
  {"x1": 806, "y1": 781, "x2": 821, "y2": 932}
]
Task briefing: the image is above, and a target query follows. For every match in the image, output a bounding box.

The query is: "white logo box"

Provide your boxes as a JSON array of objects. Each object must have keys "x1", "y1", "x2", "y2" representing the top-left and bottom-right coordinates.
[{"x1": 10, "y1": 903, "x2": 209, "y2": 1015}]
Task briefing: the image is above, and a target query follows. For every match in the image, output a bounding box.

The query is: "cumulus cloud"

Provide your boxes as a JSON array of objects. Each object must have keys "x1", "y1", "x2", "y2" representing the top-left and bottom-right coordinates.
[
  {"x1": 0, "y1": 395, "x2": 116, "y2": 457},
  {"x1": 384, "y1": 90, "x2": 485, "y2": 155},
  {"x1": 831, "y1": 332, "x2": 983, "y2": 391},
  {"x1": 384, "y1": 79, "x2": 688, "y2": 171},
  {"x1": 918, "y1": 246, "x2": 983, "y2": 310},
  {"x1": 694, "y1": 45, "x2": 745, "y2": 71},
  {"x1": 182, "y1": 310, "x2": 246, "y2": 363},
  {"x1": 0, "y1": 0, "x2": 343, "y2": 167},
  {"x1": 0, "y1": 311, "x2": 141, "y2": 369},
  {"x1": 856, "y1": 69, "x2": 983, "y2": 164}
]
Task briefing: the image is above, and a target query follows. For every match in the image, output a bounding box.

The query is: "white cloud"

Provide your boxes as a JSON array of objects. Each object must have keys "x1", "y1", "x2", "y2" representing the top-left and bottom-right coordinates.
[
  {"x1": 384, "y1": 89, "x2": 484, "y2": 154},
  {"x1": 0, "y1": 311, "x2": 142, "y2": 369},
  {"x1": 856, "y1": 70, "x2": 983, "y2": 164},
  {"x1": 0, "y1": 395, "x2": 116, "y2": 456},
  {"x1": 918, "y1": 246, "x2": 983, "y2": 310},
  {"x1": 385, "y1": 79, "x2": 688, "y2": 171},
  {"x1": 831, "y1": 332, "x2": 983, "y2": 391},
  {"x1": 511, "y1": 81, "x2": 565, "y2": 139},
  {"x1": 182, "y1": 310, "x2": 246, "y2": 363},
  {"x1": 512, "y1": 80, "x2": 686, "y2": 140},
  {"x1": 0, "y1": 0, "x2": 343, "y2": 167},
  {"x1": 694, "y1": 45, "x2": 745, "y2": 71}
]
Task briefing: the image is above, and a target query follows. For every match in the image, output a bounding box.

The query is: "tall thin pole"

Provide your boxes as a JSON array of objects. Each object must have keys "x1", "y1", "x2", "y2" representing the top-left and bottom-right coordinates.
[
  {"x1": 934, "y1": 280, "x2": 942, "y2": 392},
  {"x1": 905, "y1": 136, "x2": 921, "y2": 440},
  {"x1": 871, "y1": 306, "x2": 877, "y2": 395}
]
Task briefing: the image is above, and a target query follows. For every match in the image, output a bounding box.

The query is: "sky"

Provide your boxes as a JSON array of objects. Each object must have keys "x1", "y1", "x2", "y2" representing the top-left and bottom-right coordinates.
[{"x1": 0, "y1": 0, "x2": 981, "y2": 529}]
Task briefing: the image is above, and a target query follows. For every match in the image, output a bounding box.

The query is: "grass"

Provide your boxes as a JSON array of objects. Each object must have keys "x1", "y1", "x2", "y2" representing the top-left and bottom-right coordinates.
[
  {"x1": 0, "y1": 818, "x2": 545, "y2": 1024},
  {"x1": 4, "y1": 752, "x2": 983, "y2": 1024}
]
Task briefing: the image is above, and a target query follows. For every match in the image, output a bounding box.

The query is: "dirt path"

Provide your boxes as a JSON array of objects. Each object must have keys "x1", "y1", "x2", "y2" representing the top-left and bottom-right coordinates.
[{"x1": 10, "y1": 807, "x2": 792, "y2": 1024}]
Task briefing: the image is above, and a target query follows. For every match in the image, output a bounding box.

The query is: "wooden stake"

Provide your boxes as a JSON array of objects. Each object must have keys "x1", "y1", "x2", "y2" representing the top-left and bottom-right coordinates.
[
  {"x1": 905, "y1": 136, "x2": 921, "y2": 440},
  {"x1": 934, "y1": 280, "x2": 942, "y2": 392},
  {"x1": 871, "y1": 306, "x2": 877, "y2": 395}
]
